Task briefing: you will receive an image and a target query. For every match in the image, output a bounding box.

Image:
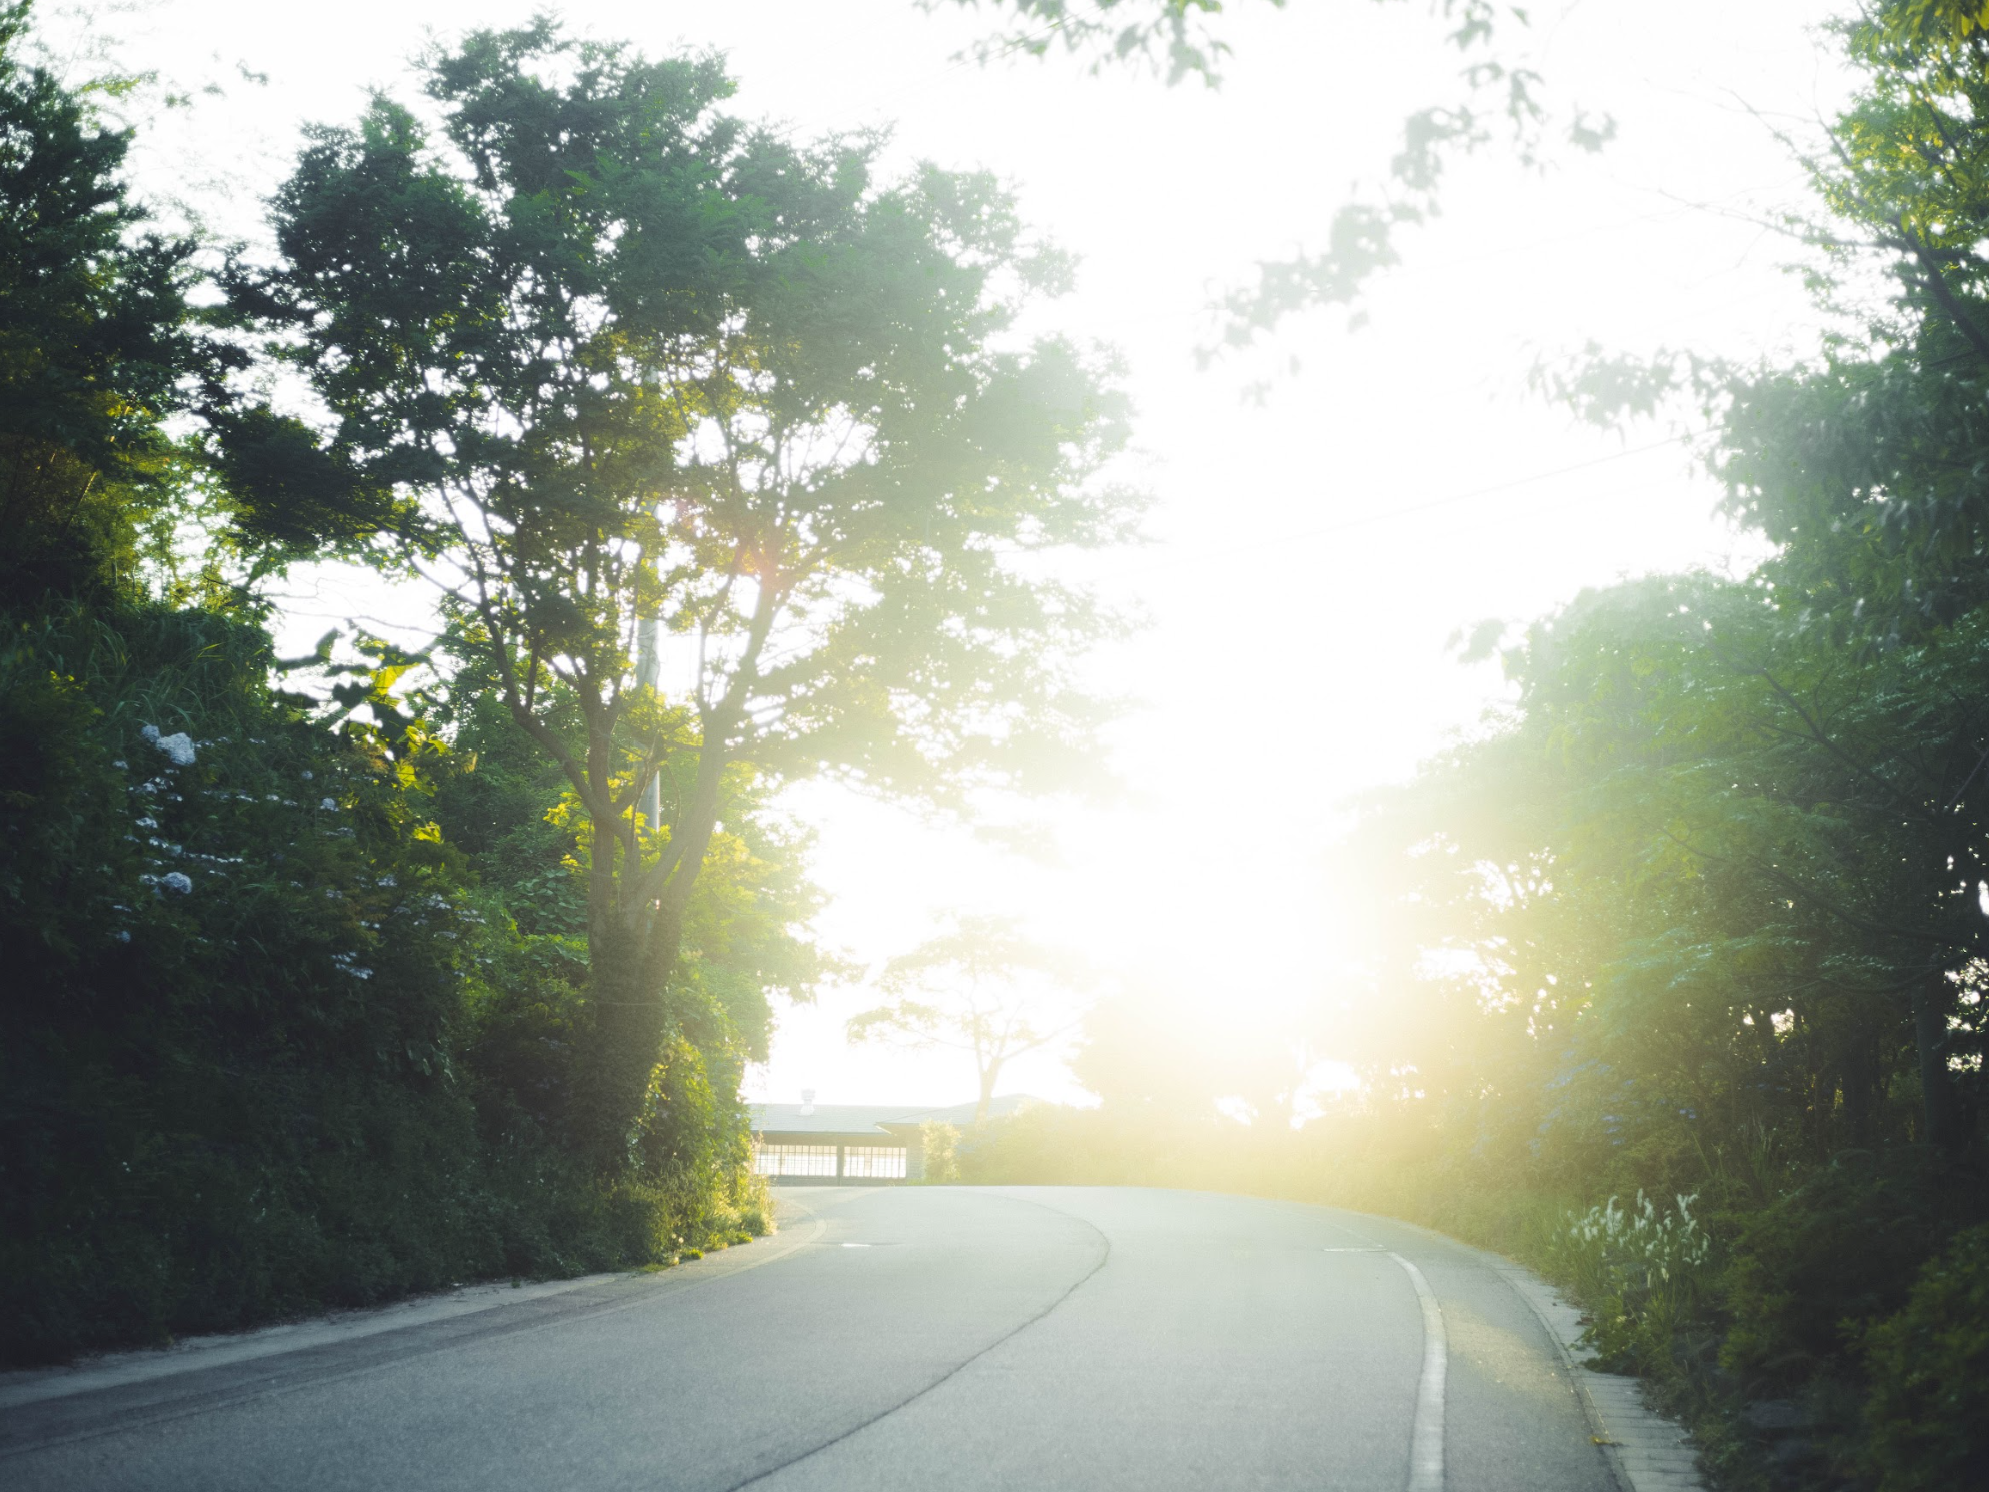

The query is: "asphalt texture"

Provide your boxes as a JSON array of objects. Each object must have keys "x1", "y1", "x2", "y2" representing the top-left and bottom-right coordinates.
[{"x1": 1, "y1": 1186, "x2": 1619, "y2": 1491}]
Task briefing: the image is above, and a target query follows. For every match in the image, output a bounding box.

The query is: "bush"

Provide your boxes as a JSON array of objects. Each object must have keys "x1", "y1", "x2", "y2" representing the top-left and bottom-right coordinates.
[
  {"x1": 920, "y1": 1121, "x2": 961, "y2": 1183},
  {"x1": 1863, "y1": 1224, "x2": 1989, "y2": 1492},
  {"x1": 1720, "y1": 1153, "x2": 1955, "y2": 1396},
  {"x1": 0, "y1": 603, "x2": 489, "y2": 1360},
  {"x1": 0, "y1": 603, "x2": 774, "y2": 1362}
]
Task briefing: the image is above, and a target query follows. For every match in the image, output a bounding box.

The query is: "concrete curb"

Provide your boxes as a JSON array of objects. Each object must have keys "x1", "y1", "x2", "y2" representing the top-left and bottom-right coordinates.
[{"x1": 1490, "y1": 1260, "x2": 1709, "y2": 1492}]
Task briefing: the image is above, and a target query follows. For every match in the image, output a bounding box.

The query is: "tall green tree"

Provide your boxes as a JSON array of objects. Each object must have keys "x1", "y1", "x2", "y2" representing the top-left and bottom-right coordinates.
[
  {"x1": 1512, "y1": 0, "x2": 1989, "y2": 1163},
  {"x1": 1610, "y1": 0, "x2": 1989, "y2": 1153},
  {"x1": 0, "y1": 0, "x2": 200, "y2": 605},
  {"x1": 234, "y1": 21, "x2": 1138, "y2": 1163},
  {"x1": 1704, "y1": 3, "x2": 1989, "y2": 643}
]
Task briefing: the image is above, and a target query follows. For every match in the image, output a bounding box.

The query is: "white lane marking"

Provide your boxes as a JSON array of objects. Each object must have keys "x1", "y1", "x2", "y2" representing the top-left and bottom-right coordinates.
[{"x1": 1389, "y1": 1252, "x2": 1448, "y2": 1492}]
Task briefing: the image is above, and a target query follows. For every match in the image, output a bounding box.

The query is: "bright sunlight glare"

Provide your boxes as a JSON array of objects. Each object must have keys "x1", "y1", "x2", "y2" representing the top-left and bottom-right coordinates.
[{"x1": 81, "y1": 0, "x2": 1843, "y2": 1112}]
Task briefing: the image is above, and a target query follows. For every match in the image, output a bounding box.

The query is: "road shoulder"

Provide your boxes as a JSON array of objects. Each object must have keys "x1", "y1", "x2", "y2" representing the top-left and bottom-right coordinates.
[
  {"x1": 1486, "y1": 1259, "x2": 1707, "y2": 1492},
  {"x1": 0, "y1": 1217, "x2": 823, "y2": 1423}
]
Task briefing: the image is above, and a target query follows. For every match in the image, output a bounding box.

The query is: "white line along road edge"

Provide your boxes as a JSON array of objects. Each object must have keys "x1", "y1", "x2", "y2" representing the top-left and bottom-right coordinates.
[{"x1": 1390, "y1": 1253, "x2": 1448, "y2": 1492}]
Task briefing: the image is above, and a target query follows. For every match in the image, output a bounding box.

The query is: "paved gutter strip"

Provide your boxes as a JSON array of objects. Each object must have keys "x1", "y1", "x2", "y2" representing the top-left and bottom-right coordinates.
[
  {"x1": 0, "y1": 1273, "x2": 625, "y2": 1415},
  {"x1": 1490, "y1": 1260, "x2": 1709, "y2": 1492},
  {"x1": 0, "y1": 1219, "x2": 824, "y2": 1449}
]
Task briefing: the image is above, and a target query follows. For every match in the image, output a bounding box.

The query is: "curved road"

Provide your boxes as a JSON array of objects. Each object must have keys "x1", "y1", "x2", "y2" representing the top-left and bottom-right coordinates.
[{"x1": 2, "y1": 1187, "x2": 1618, "y2": 1491}]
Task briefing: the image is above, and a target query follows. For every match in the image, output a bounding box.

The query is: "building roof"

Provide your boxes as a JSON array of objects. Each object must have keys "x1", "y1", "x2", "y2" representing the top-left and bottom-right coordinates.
[{"x1": 750, "y1": 1094, "x2": 1042, "y2": 1136}]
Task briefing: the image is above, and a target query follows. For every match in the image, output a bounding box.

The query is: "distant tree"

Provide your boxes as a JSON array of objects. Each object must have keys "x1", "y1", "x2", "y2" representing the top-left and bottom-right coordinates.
[
  {"x1": 848, "y1": 913, "x2": 1088, "y2": 1124},
  {"x1": 233, "y1": 21, "x2": 1138, "y2": 1164}
]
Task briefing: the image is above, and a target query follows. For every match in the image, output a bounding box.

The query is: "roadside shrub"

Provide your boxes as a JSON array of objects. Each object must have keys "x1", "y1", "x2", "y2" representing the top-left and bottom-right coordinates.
[
  {"x1": 1720, "y1": 1153, "x2": 1954, "y2": 1395},
  {"x1": 1862, "y1": 1224, "x2": 1989, "y2": 1492},
  {"x1": 0, "y1": 603, "x2": 486, "y2": 1360},
  {"x1": 920, "y1": 1121, "x2": 961, "y2": 1183},
  {"x1": 0, "y1": 603, "x2": 772, "y2": 1362}
]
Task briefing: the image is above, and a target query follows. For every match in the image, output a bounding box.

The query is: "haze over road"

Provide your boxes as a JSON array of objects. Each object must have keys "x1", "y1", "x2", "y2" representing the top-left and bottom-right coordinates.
[{"x1": 3, "y1": 1188, "x2": 1619, "y2": 1491}]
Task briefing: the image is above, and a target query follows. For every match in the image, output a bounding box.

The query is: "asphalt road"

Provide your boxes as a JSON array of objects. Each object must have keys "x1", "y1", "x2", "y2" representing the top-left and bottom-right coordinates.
[{"x1": 1, "y1": 1187, "x2": 1619, "y2": 1491}]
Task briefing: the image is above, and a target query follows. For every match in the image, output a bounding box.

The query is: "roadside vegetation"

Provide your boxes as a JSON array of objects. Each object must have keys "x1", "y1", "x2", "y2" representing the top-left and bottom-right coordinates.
[
  {"x1": 0, "y1": 1, "x2": 1131, "y2": 1364},
  {"x1": 14, "y1": 3, "x2": 1989, "y2": 1487}
]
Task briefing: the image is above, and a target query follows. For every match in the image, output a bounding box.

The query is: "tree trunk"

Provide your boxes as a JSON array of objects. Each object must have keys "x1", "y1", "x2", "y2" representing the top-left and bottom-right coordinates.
[
  {"x1": 975, "y1": 1059, "x2": 1001, "y2": 1128},
  {"x1": 572, "y1": 915, "x2": 676, "y2": 1171},
  {"x1": 1836, "y1": 1032, "x2": 1878, "y2": 1149},
  {"x1": 1911, "y1": 972, "x2": 1962, "y2": 1153},
  {"x1": 567, "y1": 691, "x2": 729, "y2": 1173}
]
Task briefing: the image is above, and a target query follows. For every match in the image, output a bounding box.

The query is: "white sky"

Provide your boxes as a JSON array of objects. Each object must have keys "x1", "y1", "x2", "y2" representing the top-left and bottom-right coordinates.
[{"x1": 73, "y1": 0, "x2": 1852, "y2": 1111}]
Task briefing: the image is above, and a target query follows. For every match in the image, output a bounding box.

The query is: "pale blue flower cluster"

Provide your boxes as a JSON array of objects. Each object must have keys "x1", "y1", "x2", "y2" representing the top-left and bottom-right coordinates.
[{"x1": 140, "y1": 723, "x2": 197, "y2": 767}]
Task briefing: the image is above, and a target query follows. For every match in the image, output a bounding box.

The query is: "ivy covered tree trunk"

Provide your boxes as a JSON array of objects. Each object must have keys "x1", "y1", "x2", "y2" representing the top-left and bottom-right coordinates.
[{"x1": 572, "y1": 924, "x2": 667, "y2": 1170}]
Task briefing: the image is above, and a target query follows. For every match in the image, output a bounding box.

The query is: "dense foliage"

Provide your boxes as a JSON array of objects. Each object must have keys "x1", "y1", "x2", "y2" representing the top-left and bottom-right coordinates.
[
  {"x1": 0, "y1": 4, "x2": 1125, "y2": 1364},
  {"x1": 226, "y1": 20, "x2": 1133, "y2": 1167}
]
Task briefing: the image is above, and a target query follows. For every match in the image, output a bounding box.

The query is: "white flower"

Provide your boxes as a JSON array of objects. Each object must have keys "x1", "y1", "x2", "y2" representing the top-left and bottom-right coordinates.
[
  {"x1": 160, "y1": 872, "x2": 193, "y2": 894},
  {"x1": 115, "y1": 930, "x2": 131, "y2": 943},
  {"x1": 301, "y1": 770, "x2": 313, "y2": 781},
  {"x1": 148, "y1": 730, "x2": 196, "y2": 766},
  {"x1": 377, "y1": 874, "x2": 396, "y2": 888},
  {"x1": 320, "y1": 797, "x2": 338, "y2": 811}
]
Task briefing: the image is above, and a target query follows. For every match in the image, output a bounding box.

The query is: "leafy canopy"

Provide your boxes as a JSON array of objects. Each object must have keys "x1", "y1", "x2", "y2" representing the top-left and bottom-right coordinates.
[
  {"x1": 0, "y1": 1, "x2": 202, "y2": 603},
  {"x1": 236, "y1": 19, "x2": 1138, "y2": 1157}
]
